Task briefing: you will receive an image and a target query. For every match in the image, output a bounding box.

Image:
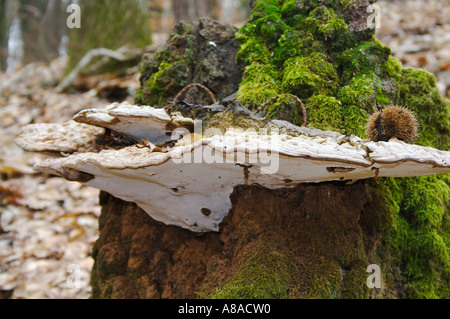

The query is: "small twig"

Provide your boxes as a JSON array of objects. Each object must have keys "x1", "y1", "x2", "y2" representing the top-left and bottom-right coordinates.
[
  {"x1": 173, "y1": 83, "x2": 216, "y2": 105},
  {"x1": 257, "y1": 94, "x2": 308, "y2": 126},
  {"x1": 293, "y1": 95, "x2": 308, "y2": 127},
  {"x1": 259, "y1": 94, "x2": 281, "y2": 112}
]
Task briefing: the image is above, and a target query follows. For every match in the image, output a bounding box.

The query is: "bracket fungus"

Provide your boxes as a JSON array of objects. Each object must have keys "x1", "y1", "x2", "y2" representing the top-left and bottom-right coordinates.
[
  {"x1": 16, "y1": 102, "x2": 450, "y2": 232},
  {"x1": 72, "y1": 102, "x2": 190, "y2": 144}
]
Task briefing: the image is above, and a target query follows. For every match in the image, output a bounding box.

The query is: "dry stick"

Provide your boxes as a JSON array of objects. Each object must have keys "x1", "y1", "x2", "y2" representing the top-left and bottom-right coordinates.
[
  {"x1": 173, "y1": 83, "x2": 216, "y2": 105},
  {"x1": 258, "y1": 94, "x2": 308, "y2": 126}
]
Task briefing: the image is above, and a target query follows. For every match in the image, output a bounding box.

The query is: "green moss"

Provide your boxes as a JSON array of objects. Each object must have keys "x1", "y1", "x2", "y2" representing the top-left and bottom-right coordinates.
[
  {"x1": 304, "y1": 6, "x2": 354, "y2": 51},
  {"x1": 306, "y1": 260, "x2": 369, "y2": 299},
  {"x1": 237, "y1": 63, "x2": 281, "y2": 107},
  {"x1": 235, "y1": 0, "x2": 379, "y2": 124},
  {"x1": 282, "y1": 53, "x2": 339, "y2": 98},
  {"x1": 308, "y1": 261, "x2": 342, "y2": 298},
  {"x1": 381, "y1": 55, "x2": 403, "y2": 81},
  {"x1": 263, "y1": 93, "x2": 305, "y2": 125},
  {"x1": 259, "y1": 14, "x2": 289, "y2": 46},
  {"x1": 141, "y1": 61, "x2": 189, "y2": 106},
  {"x1": 375, "y1": 175, "x2": 450, "y2": 298},
  {"x1": 272, "y1": 29, "x2": 305, "y2": 63},
  {"x1": 340, "y1": 264, "x2": 370, "y2": 298},
  {"x1": 236, "y1": 37, "x2": 272, "y2": 65},
  {"x1": 342, "y1": 105, "x2": 369, "y2": 137},
  {"x1": 337, "y1": 73, "x2": 375, "y2": 109},
  {"x1": 375, "y1": 84, "x2": 390, "y2": 106},
  {"x1": 207, "y1": 244, "x2": 298, "y2": 299},
  {"x1": 136, "y1": 21, "x2": 197, "y2": 106},
  {"x1": 306, "y1": 95, "x2": 342, "y2": 131},
  {"x1": 398, "y1": 68, "x2": 450, "y2": 150},
  {"x1": 335, "y1": 39, "x2": 391, "y2": 84}
]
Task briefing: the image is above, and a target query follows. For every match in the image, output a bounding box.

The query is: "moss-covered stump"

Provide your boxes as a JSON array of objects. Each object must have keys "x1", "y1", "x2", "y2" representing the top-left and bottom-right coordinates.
[
  {"x1": 236, "y1": 0, "x2": 449, "y2": 148},
  {"x1": 91, "y1": 1, "x2": 450, "y2": 299}
]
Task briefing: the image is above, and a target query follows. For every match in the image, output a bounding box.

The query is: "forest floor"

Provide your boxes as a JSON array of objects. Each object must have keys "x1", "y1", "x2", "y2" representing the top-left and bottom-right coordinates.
[
  {"x1": 0, "y1": 0, "x2": 449, "y2": 299},
  {"x1": 0, "y1": 57, "x2": 140, "y2": 298}
]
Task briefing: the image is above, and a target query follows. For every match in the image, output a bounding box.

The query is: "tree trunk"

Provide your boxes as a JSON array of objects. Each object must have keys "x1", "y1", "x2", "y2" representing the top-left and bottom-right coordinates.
[
  {"x1": 19, "y1": 0, "x2": 66, "y2": 65},
  {"x1": 0, "y1": 0, "x2": 7, "y2": 71},
  {"x1": 91, "y1": 192, "x2": 223, "y2": 298},
  {"x1": 91, "y1": 0, "x2": 450, "y2": 299},
  {"x1": 0, "y1": 0, "x2": 19, "y2": 72},
  {"x1": 172, "y1": 0, "x2": 218, "y2": 22},
  {"x1": 66, "y1": 0, "x2": 152, "y2": 74}
]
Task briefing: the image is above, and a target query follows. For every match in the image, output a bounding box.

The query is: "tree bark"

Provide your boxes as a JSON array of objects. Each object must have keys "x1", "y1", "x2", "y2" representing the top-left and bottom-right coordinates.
[{"x1": 91, "y1": 192, "x2": 223, "y2": 298}]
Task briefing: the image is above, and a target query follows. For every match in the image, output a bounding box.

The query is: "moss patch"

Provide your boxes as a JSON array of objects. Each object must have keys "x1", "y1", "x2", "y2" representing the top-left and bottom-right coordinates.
[
  {"x1": 306, "y1": 95, "x2": 342, "y2": 131},
  {"x1": 386, "y1": 176, "x2": 450, "y2": 298},
  {"x1": 235, "y1": 0, "x2": 383, "y2": 134},
  {"x1": 235, "y1": 0, "x2": 446, "y2": 141},
  {"x1": 199, "y1": 182, "x2": 373, "y2": 299},
  {"x1": 281, "y1": 53, "x2": 339, "y2": 98},
  {"x1": 207, "y1": 241, "x2": 298, "y2": 299},
  {"x1": 237, "y1": 63, "x2": 281, "y2": 106},
  {"x1": 397, "y1": 68, "x2": 450, "y2": 150}
]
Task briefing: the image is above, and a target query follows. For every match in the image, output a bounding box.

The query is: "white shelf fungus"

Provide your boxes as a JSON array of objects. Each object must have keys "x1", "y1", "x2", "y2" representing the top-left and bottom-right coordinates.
[{"x1": 16, "y1": 102, "x2": 450, "y2": 232}]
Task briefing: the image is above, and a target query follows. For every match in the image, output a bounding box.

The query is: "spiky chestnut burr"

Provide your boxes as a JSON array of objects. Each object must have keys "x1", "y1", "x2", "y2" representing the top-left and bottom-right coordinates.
[{"x1": 366, "y1": 105, "x2": 419, "y2": 144}]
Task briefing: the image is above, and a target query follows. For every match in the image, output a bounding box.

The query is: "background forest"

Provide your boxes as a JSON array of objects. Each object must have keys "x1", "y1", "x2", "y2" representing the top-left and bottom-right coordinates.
[{"x1": 0, "y1": 0, "x2": 449, "y2": 298}]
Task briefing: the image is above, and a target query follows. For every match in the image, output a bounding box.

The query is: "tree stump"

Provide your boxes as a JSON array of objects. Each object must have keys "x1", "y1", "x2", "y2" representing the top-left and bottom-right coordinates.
[{"x1": 91, "y1": 1, "x2": 450, "y2": 299}]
